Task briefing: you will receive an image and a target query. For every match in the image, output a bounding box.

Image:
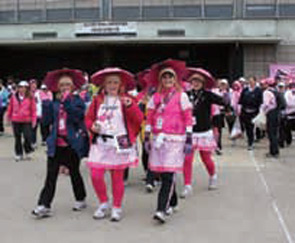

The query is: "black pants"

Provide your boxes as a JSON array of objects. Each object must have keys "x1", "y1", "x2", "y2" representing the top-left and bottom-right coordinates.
[
  {"x1": 278, "y1": 116, "x2": 287, "y2": 148},
  {"x1": 37, "y1": 146, "x2": 87, "y2": 208},
  {"x1": 142, "y1": 143, "x2": 156, "y2": 186},
  {"x1": 40, "y1": 122, "x2": 50, "y2": 143},
  {"x1": 241, "y1": 111, "x2": 257, "y2": 147},
  {"x1": 266, "y1": 110, "x2": 279, "y2": 156},
  {"x1": 285, "y1": 119, "x2": 295, "y2": 145},
  {"x1": 31, "y1": 118, "x2": 40, "y2": 145},
  {"x1": 157, "y1": 172, "x2": 178, "y2": 212},
  {"x1": 12, "y1": 122, "x2": 33, "y2": 156},
  {"x1": 0, "y1": 107, "x2": 6, "y2": 132}
]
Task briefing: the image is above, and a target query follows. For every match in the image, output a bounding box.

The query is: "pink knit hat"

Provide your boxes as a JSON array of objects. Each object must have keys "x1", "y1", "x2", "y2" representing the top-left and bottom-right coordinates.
[{"x1": 91, "y1": 67, "x2": 135, "y2": 91}]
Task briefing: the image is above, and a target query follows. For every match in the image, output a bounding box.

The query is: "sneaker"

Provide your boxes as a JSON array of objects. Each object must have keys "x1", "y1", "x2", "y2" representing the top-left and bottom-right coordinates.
[
  {"x1": 32, "y1": 143, "x2": 38, "y2": 149},
  {"x1": 165, "y1": 206, "x2": 179, "y2": 216},
  {"x1": 32, "y1": 205, "x2": 52, "y2": 218},
  {"x1": 93, "y1": 202, "x2": 110, "y2": 220},
  {"x1": 145, "y1": 184, "x2": 155, "y2": 193},
  {"x1": 15, "y1": 155, "x2": 22, "y2": 162},
  {"x1": 265, "y1": 153, "x2": 279, "y2": 159},
  {"x1": 110, "y1": 208, "x2": 122, "y2": 222},
  {"x1": 24, "y1": 153, "x2": 33, "y2": 160},
  {"x1": 73, "y1": 200, "x2": 87, "y2": 211},
  {"x1": 153, "y1": 211, "x2": 166, "y2": 224},
  {"x1": 180, "y1": 185, "x2": 193, "y2": 199},
  {"x1": 248, "y1": 145, "x2": 254, "y2": 151},
  {"x1": 208, "y1": 174, "x2": 218, "y2": 190},
  {"x1": 41, "y1": 141, "x2": 47, "y2": 146},
  {"x1": 215, "y1": 149, "x2": 222, "y2": 156}
]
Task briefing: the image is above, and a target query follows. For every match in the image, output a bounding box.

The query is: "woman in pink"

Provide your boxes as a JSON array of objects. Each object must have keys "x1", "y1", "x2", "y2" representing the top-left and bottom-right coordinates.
[
  {"x1": 145, "y1": 59, "x2": 193, "y2": 223},
  {"x1": 85, "y1": 68, "x2": 143, "y2": 222},
  {"x1": 7, "y1": 81, "x2": 36, "y2": 161},
  {"x1": 181, "y1": 68, "x2": 231, "y2": 199}
]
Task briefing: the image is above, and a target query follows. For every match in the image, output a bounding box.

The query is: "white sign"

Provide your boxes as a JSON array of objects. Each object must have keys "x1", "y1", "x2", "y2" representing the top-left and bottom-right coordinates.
[{"x1": 75, "y1": 22, "x2": 137, "y2": 36}]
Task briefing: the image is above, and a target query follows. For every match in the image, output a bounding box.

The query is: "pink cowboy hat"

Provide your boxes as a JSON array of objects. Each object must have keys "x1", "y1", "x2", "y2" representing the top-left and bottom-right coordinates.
[
  {"x1": 44, "y1": 68, "x2": 86, "y2": 92},
  {"x1": 136, "y1": 69, "x2": 151, "y2": 89},
  {"x1": 264, "y1": 77, "x2": 277, "y2": 87},
  {"x1": 149, "y1": 59, "x2": 187, "y2": 87},
  {"x1": 184, "y1": 67, "x2": 216, "y2": 90},
  {"x1": 91, "y1": 67, "x2": 135, "y2": 91}
]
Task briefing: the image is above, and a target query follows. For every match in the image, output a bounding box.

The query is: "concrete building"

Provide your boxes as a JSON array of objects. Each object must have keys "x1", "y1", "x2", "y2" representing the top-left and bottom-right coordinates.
[{"x1": 0, "y1": 0, "x2": 295, "y2": 81}]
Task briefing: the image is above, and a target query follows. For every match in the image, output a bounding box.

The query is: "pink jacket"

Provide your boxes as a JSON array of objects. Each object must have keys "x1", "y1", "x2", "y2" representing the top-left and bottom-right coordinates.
[
  {"x1": 146, "y1": 89, "x2": 193, "y2": 135},
  {"x1": 39, "y1": 90, "x2": 53, "y2": 101},
  {"x1": 7, "y1": 93, "x2": 37, "y2": 126},
  {"x1": 231, "y1": 90, "x2": 242, "y2": 115}
]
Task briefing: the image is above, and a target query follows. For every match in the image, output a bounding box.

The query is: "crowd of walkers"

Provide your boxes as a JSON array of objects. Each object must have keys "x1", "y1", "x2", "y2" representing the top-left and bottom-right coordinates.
[{"x1": 0, "y1": 59, "x2": 294, "y2": 224}]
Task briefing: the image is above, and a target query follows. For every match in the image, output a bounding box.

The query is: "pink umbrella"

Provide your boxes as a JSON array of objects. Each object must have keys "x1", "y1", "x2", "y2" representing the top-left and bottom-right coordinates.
[
  {"x1": 91, "y1": 67, "x2": 135, "y2": 91},
  {"x1": 184, "y1": 67, "x2": 216, "y2": 90},
  {"x1": 44, "y1": 68, "x2": 86, "y2": 92},
  {"x1": 149, "y1": 59, "x2": 187, "y2": 88}
]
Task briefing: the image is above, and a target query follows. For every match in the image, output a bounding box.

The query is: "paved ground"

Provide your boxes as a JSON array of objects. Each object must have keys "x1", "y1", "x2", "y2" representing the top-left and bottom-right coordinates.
[{"x1": 0, "y1": 127, "x2": 295, "y2": 243}]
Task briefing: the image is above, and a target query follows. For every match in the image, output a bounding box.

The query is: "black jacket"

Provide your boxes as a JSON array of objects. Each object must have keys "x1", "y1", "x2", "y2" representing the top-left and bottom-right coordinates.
[
  {"x1": 186, "y1": 89, "x2": 229, "y2": 133},
  {"x1": 239, "y1": 86, "x2": 263, "y2": 114}
]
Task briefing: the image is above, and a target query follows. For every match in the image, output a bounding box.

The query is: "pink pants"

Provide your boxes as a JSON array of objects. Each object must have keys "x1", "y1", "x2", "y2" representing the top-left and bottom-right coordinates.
[
  {"x1": 183, "y1": 150, "x2": 216, "y2": 186},
  {"x1": 90, "y1": 168, "x2": 125, "y2": 208}
]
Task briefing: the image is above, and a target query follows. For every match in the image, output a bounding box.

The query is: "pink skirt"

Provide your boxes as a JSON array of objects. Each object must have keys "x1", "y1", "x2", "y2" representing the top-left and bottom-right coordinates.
[
  {"x1": 149, "y1": 134, "x2": 186, "y2": 173},
  {"x1": 192, "y1": 130, "x2": 217, "y2": 152},
  {"x1": 87, "y1": 143, "x2": 138, "y2": 170}
]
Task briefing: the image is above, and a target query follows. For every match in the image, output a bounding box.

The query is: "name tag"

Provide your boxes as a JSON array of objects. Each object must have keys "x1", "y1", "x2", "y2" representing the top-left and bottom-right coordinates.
[
  {"x1": 156, "y1": 117, "x2": 163, "y2": 130},
  {"x1": 59, "y1": 118, "x2": 65, "y2": 130},
  {"x1": 192, "y1": 117, "x2": 197, "y2": 126}
]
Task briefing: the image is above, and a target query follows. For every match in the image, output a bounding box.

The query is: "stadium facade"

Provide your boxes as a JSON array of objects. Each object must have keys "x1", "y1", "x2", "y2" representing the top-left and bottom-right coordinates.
[{"x1": 0, "y1": 0, "x2": 295, "y2": 81}]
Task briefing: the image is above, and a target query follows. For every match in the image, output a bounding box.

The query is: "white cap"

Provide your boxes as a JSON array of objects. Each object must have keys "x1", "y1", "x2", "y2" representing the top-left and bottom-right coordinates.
[
  {"x1": 239, "y1": 77, "x2": 246, "y2": 82},
  {"x1": 220, "y1": 79, "x2": 228, "y2": 85},
  {"x1": 18, "y1": 81, "x2": 29, "y2": 87},
  {"x1": 278, "y1": 82, "x2": 285, "y2": 87},
  {"x1": 41, "y1": 84, "x2": 47, "y2": 89}
]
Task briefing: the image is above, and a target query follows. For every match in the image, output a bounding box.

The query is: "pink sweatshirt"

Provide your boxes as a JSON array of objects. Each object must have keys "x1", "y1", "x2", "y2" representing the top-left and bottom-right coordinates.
[
  {"x1": 7, "y1": 93, "x2": 37, "y2": 126},
  {"x1": 146, "y1": 88, "x2": 193, "y2": 135}
]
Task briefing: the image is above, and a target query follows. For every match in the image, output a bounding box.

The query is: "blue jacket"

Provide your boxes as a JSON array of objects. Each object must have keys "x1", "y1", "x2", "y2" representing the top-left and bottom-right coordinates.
[
  {"x1": 0, "y1": 87, "x2": 9, "y2": 108},
  {"x1": 46, "y1": 94, "x2": 89, "y2": 159}
]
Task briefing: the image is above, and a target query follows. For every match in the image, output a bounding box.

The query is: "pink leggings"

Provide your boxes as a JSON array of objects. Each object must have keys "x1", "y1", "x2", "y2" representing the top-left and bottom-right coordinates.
[
  {"x1": 183, "y1": 150, "x2": 216, "y2": 186},
  {"x1": 90, "y1": 168, "x2": 125, "y2": 208}
]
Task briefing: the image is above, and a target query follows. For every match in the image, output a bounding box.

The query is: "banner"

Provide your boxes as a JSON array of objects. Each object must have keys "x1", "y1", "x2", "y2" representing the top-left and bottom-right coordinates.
[
  {"x1": 269, "y1": 64, "x2": 295, "y2": 82},
  {"x1": 75, "y1": 22, "x2": 137, "y2": 37}
]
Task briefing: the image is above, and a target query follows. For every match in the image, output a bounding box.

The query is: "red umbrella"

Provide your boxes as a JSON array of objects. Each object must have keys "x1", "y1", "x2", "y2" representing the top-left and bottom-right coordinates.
[
  {"x1": 184, "y1": 67, "x2": 216, "y2": 90},
  {"x1": 149, "y1": 59, "x2": 187, "y2": 88},
  {"x1": 91, "y1": 67, "x2": 135, "y2": 91},
  {"x1": 44, "y1": 68, "x2": 86, "y2": 92}
]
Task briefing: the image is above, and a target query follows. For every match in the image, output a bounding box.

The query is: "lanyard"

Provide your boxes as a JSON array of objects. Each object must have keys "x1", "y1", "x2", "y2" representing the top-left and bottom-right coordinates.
[{"x1": 157, "y1": 90, "x2": 176, "y2": 113}]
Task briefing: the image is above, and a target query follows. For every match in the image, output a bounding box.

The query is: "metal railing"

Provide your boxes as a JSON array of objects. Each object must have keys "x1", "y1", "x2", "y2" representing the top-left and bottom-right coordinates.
[{"x1": 0, "y1": 0, "x2": 294, "y2": 24}]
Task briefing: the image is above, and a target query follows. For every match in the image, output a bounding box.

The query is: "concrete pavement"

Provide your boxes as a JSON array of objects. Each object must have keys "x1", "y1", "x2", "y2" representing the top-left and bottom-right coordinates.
[{"x1": 0, "y1": 129, "x2": 294, "y2": 243}]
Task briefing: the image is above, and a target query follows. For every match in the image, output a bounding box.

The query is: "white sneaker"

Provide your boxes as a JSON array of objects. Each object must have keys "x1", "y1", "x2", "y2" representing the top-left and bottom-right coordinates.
[
  {"x1": 180, "y1": 185, "x2": 193, "y2": 199},
  {"x1": 110, "y1": 208, "x2": 122, "y2": 222},
  {"x1": 24, "y1": 153, "x2": 33, "y2": 160},
  {"x1": 93, "y1": 202, "x2": 110, "y2": 219},
  {"x1": 32, "y1": 205, "x2": 52, "y2": 218},
  {"x1": 145, "y1": 184, "x2": 155, "y2": 193},
  {"x1": 208, "y1": 174, "x2": 218, "y2": 190},
  {"x1": 165, "y1": 206, "x2": 179, "y2": 216},
  {"x1": 73, "y1": 201, "x2": 87, "y2": 211},
  {"x1": 15, "y1": 155, "x2": 22, "y2": 162},
  {"x1": 153, "y1": 211, "x2": 166, "y2": 224}
]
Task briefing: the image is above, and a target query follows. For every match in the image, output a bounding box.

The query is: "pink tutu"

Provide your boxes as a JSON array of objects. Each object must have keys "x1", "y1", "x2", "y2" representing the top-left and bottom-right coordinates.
[
  {"x1": 149, "y1": 134, "x2": 186, "y2": 172},
  {"x1": 192, "y1": 130, "x2": 217, "y2": 152},
  {"x1": 87, "y1": 143, "x2": 138, "y2": 170}
]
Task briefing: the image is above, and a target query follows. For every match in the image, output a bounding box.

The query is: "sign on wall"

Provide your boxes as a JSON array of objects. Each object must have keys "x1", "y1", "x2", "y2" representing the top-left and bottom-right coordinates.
[
  {"x1": 270, "y1": 64, "x2": 295, "y2": 82},
  {"x1": 75, "y1": 22, "x2": 137, "y2": 37}
]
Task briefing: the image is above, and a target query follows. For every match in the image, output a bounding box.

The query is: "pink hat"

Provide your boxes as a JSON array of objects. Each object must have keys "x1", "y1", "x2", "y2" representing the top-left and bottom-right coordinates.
[
  {"x1": 149, "y1": 59, "x2": 186, "y2": 87},
  {"x1": 44, "y1": 68, "x2": 86, "y2": 92},
  {"x1": 91, "y1": 67, "x2": 135, "y2": 91},
  {"x1": 136, "y1": 69, "x2": 151, "y2": 89},
  {"x1": 262, "y1": 77, "x2": 276, "y2": 87},
  {"x1": 184, "y1": 67, "x2": 216, "y2": 90}
]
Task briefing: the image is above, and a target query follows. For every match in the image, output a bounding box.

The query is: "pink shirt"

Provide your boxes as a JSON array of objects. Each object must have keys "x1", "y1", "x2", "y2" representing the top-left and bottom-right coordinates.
[{"x1": 261, "y1": 89, "x2": 277, "y2": 114}]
